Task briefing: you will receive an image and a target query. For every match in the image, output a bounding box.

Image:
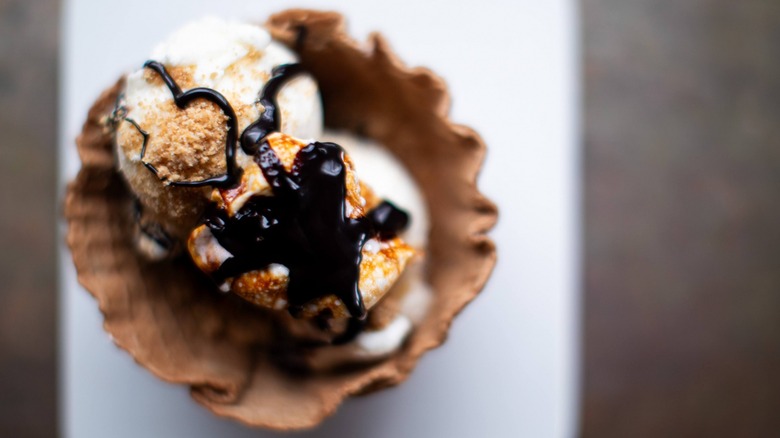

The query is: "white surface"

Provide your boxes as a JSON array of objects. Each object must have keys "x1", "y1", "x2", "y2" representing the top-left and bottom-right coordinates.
[{"x1": 59, "y1": 1, "x2": 580, "y2": 437}]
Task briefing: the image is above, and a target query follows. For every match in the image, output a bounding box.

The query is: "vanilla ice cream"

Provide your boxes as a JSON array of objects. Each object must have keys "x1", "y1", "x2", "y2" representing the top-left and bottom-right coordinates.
[{"x1": 114, "y1": 17, "x2": 322, "y2": 245}]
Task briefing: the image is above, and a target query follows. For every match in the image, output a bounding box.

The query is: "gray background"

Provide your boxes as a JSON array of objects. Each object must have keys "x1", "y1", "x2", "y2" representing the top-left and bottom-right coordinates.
[
  {"x1": 583, "y1": 1, "x2": 780, "y2": 436},
  {"x1": 0, "y1": 1, "x2": 58, "y2": 436}
]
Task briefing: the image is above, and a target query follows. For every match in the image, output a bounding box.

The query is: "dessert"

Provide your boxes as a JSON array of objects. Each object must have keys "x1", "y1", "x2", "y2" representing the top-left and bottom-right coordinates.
[{"x1": 65, "y1": 9, "x2": 497, "y2": 430}]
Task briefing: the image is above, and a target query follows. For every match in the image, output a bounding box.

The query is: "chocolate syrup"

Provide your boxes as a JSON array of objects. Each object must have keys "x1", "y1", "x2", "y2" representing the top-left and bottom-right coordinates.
[
  {"x1": 140, "y1": 61, "x2": 410, "y2": 321},
  {"x1": 240, "y1": 63, "x2": 305, "y2": 155},
  {"x1": 133, "y1": 199, "x2": 174, "y2": 251}
]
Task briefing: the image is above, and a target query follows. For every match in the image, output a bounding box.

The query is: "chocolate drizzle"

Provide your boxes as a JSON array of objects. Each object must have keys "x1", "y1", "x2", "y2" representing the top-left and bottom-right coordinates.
[
  {"x1": 138, "y1": 61, "x2": 410, "y2": 321},
  {"x1": 205, "y1": 145, "x2": 407, "y2": 319},
  {"x1": 133, "y1": 200, "x2": 174, "y2": 251},
  {"x1": 240, "y1": 63, "x2": 305, "y2": 155}
]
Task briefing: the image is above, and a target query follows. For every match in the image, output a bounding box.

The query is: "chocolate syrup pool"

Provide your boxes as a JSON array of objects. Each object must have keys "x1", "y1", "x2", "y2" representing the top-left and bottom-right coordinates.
[{"x1": 140, "y1": 61, "x2": 409, "y2": 320}]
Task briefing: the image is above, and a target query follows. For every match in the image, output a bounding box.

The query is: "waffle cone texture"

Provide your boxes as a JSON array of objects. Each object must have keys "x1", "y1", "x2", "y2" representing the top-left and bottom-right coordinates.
[{"x1": 64, "y1": 9, "x2": 497, "y2": 430}]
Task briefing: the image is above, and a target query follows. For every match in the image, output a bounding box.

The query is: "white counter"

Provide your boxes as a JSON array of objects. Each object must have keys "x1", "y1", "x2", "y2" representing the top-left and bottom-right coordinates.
[{"x1": 59, "y1": 1, "x2": 580, "y2": 436}]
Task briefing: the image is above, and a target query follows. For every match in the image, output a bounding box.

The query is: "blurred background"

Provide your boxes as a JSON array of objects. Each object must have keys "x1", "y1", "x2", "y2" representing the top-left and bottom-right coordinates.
[
  {"x1": 0, "y1": 1, "x2": 59, "y2": 437},
  {"x1": 583, "y1": 1, "x2": 780, "y2": 436},
  {"x1": 2, "y1": 0, "x2": 780, "y2": 436}
]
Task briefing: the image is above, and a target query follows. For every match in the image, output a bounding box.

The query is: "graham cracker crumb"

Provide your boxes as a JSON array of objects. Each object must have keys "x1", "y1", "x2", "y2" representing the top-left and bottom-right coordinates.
[
  {"x1": 144, "y1": 65, "x2": 197, "y2": 89},
  {"x1": 142, "y1": 100, "x2": 229, "y2": 183}
]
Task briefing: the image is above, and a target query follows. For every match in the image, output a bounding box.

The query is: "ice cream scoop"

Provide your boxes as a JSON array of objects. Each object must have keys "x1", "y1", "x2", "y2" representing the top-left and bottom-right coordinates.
[
  {"x1": 114, "y1": 17, "x2": 322, "y2": 245},
  {"x1": 113, "y1": 17, "x2": 422, "y2": 325}
]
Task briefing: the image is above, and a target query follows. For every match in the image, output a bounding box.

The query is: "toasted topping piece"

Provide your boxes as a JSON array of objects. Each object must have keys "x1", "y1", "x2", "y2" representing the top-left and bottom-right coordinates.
[{"x1": 188, "y1": 132, "x2": 416, "y2": 318}]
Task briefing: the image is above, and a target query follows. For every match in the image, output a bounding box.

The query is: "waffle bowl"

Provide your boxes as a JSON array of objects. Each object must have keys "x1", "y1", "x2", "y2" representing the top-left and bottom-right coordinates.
[{"x1": 64, "y1": 9, "x2": 497, "y2": 430}]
